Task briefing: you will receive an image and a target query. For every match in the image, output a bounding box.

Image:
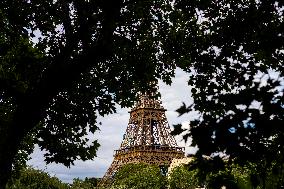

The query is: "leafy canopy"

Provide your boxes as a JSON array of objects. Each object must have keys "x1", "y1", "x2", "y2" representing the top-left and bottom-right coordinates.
[
  {"x1": 0, "y1": 0, "x2": 175, "y2": 167},
  {"x1": 171, "y1": 0, "x2": 284, "y2": 167}
]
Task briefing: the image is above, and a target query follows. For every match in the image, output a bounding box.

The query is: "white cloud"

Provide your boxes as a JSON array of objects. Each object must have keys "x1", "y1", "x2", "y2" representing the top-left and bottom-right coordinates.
[{"x1": 28, "y1": 68, "x2": 198, "y2": 183}]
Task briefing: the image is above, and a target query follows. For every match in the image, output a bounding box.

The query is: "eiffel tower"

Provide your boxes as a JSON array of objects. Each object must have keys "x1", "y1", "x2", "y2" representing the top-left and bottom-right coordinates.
[{"x1": 99, "y1": 93, "x2": 185, "y2": 186}]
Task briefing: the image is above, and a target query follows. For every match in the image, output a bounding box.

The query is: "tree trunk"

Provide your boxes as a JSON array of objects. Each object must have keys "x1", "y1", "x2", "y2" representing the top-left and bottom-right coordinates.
[
  {"x1": 0, "y1": 149, "x2": 16, "y2": 189},
  {"x1": 0, "y1": 126, "x2": 21, "y2": 189},
  {"x1": 0, "y1": 113, "x2": 30, "y2": 189}
]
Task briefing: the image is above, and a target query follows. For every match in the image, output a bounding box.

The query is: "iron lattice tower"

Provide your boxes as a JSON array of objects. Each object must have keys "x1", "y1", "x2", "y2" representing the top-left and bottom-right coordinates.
[{"x1": 99, "y1": 94, "x2": 185, "y2": 186}]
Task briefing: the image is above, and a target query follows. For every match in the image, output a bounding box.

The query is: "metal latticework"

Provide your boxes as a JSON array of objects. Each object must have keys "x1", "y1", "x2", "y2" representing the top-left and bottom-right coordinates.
[{"x1": 99, "y1": 94, "x2": 185, "y2": 186}]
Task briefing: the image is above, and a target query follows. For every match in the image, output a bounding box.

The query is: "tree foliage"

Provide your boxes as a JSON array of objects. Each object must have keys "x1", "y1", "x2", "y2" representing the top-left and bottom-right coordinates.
[
  {"x1": 0, "y1": 0, "x2": 176, "y2": 187},
  {"x1": 111, "y1": 163, "x2": 167, "y2": 189},
  {"x1": 71, "y1": 177, "x2": 98, "y2": 189},
  {"x1": 168, "y1": 165, "x2": 199, "y2": 189},
  {"x1": 180, "y1": 156, "x2": 284, "y2": 189},
  {"x1": 171, "y1": 0, "x2": 284, "y2": 171},
  {"x1": 6, "y1": 167, "x2": 68, "y2": 189}
]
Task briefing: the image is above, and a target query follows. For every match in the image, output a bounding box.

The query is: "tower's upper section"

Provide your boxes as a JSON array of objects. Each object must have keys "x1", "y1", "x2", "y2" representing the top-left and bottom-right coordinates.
[
  {"x1": 130, "y1": 94, "x2": 166, "y2": 112},
  {"x1": 119, "y1": 93, "x2": 179, "y2": 149}
]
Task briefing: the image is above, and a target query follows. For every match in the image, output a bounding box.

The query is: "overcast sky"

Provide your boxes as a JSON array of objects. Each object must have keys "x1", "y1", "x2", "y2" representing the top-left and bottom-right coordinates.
[{"x1": 27, "y1": 68, "x2": 198, "y2": 183}]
